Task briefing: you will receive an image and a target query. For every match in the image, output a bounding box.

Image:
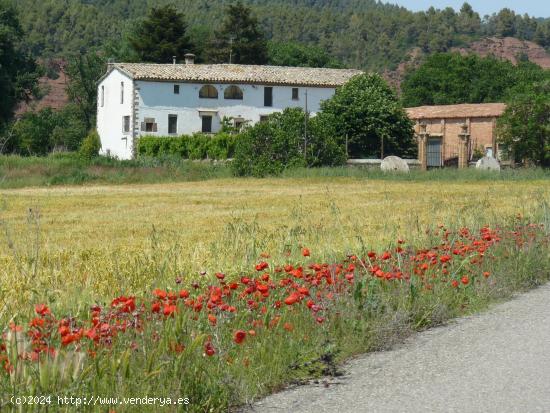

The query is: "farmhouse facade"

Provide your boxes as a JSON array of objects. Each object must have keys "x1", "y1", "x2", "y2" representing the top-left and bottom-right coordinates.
[
  {"x1": 97, "y1": 55, "x2": 361, "y2": 159},
  {"x1": 406, "y1": 103, "x2": 506, "y2": 168}
]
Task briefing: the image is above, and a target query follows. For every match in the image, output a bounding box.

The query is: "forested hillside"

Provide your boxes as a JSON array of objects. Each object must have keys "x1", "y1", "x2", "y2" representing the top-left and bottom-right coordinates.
[{"x1": 12, "y1": 0, "x2": 550, "y2": 71}]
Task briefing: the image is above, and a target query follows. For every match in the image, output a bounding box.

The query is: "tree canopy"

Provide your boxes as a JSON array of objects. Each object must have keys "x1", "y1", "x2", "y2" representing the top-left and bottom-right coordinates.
[
  {"x1": 498, "y1": 81, "x2": 550, "y2": 167},
  {"x1": 401, "y1": 53, "x2": 549, "y2": 107},
  {"x1": 209, "y1": 2, "x2": 268, "y2": 65},
  {"x1": 128, "y1": 5, "x2": 193, "y2": 63},
  {"x1": 267, "y1": 41, "x2": 343, "y2": 68},
  {"x1": 0, "y1": 2, "x2": 41, "y2": 130},
  {"x1": 318, "y1": 73, "x2": 416, "y2": 159}
]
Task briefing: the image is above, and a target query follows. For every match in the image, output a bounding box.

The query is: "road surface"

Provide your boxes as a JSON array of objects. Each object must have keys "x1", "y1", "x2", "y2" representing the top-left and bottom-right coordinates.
[{"x1": 244, "y1": 284, "x2": 550, "y2": 413}]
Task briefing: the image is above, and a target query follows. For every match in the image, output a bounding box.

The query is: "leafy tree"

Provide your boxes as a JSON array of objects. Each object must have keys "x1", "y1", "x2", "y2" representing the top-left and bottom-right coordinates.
[
  {"x1": 318, "y1": 73, "x2": 415, "y2": 159},
  {"x1": 10, "y1": 108, "x2": 59, "y2": 155},
  {"x1": 0, "y1": 2, "x2": 41, "y2": 130},
  {"x1": 498, "y1": 81, "x2": 550, "y2": 167},
  {"x1": 79, "y1": 130, "x2": 102, "y2": 160},
  {"x1": 209, "y1": 2, "x2": 268, "y2": 64},
  {"x1": 267, "y1": 41, "x2": 343, "y2": 68},
  {"x1": 128, "y1": 5, "x2": 193, "y2": 63},
  {"x1": 232, "y1": 108, "x2": 345, "y2": 177},
  {"x1": 402, "y1": 53, "x2": 549, "y2": 107},
  {"x1": 65, "y1": 53, "x2": 106, "y2": 132}
]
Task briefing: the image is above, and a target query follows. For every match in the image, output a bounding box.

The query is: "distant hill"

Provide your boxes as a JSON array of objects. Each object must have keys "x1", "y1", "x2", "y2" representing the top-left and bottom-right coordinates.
[{"x1": 12, "y1": 1, "x2": 550, "y2": 112}]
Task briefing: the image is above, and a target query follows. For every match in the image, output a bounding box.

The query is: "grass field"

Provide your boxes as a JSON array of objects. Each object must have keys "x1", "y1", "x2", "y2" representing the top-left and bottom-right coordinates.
[
  {"x1": 1, "y1": 174, "x2": 548, "y2": 311},
  {"x1": 0, "y1": 172, "x2": 549, "y2": 411}
]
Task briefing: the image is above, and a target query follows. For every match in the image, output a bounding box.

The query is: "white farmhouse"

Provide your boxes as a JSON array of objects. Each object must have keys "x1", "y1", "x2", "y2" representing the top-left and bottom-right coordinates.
[{"x1": 97, "y1": 54, "x2": 361, "y2": 159}]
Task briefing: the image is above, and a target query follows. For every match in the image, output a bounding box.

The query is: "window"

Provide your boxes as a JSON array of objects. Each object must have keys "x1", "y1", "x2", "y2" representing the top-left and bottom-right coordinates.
[
  {"x1": 264, "y1": 87, "x2": 273, "y2": 107},
  {"x1": 101, "y1": 86, "x2": 104, "y2": 107},
  {"x1": 174, "y1": 85, "x2": 180, "y2": 94},
  {"x1": 292, "y1": 88, "x2": 299, "y2": 100},
  {"x1": 199, "y1": 85, "x2": 218, "y2": 99},
  {"x1": 202, "y1": 116, "x2": 212, "y2": 133},
  {"x1": 120, "y1": 82, "x2": 124, "y2": 104},
  {"x1": 123, "y1": 116, "x2": 130, "y2": 133},
  {"x1": 168, "y1": 114, "x2": 178, "y2": 134},
  {"x1": 224, "y1": 85, "x2": 243, "y2": 100},
  {"x1": 259, "y1": 115, "x2": 269, "y2": 123},
  {"x1": 141, "y1": 118, "x2": 157, "y2": 133}
]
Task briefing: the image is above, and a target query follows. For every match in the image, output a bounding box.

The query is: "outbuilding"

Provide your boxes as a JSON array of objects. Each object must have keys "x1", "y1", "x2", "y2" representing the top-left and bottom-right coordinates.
[{"x1": 406, "y1": 103, "x2": 506, "y2": 168}]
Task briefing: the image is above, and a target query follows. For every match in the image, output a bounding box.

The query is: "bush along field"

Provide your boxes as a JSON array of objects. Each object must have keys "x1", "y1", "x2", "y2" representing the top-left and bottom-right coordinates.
[{"x1": 1, "y1": 217, "x2": 549, "y2": 412}]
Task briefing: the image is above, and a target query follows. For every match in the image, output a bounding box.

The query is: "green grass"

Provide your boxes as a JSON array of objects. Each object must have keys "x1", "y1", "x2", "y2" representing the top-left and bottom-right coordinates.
[{"x1": 1, "y1": 153, "x2": 549, "y2": 189}]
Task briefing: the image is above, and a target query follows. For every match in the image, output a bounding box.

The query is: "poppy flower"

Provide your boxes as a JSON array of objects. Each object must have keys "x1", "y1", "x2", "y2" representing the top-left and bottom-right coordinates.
[
  {"x1": 439, "y1": 255, "x2": 451, "y2": 263},
  {"x1": 208, "y1": 314, "x2": 217, "y2": 326},
  {"x1": 283, "y1": 322, "x2": 294, "y2": 332},
  {"x1": 163, "y1": 304, "x2": 177, "y2": 317},
  {"x1": 179, "y1": 290, "x2": 189, "y2": 299},
  {"x1": 302, "y1": 248, "x2": 310, "y2": 257},
  {"x1": 204, "y1": 341, "x2": 215, "y2": 356},
  {"x1": 451, "y1": 280, "x2": 459, "y2": 288},
  {"x1": 255, "y1": 262, "x2": 269, "y2": 271},
  {"x1": 461, "y1": 276, "x2": 469, "y2": 285},
  {"x1": 151, "y1": 302, "x2": 161, "y2": 313},
  {"x1": 284, "y1": 293, "x2": 300, "y2": 305},
  {"x1": 483, "y1": 271, "x2": 490, "y2": 278},
  {"x1": 35, "y1": 304, "x2": 51, "y2": 316},
  {"x1": 233, "y1": 330, "x2": 246, "y2": 344},
  {"x1": 381, "y1": 252, "x2": 392, "y2": 260},
  {"x1": 153, "y1": 289, "x2": 167, "y2": 300},
  {"x1": 215, "y1": 272, "x2": 225, "y2": 280}
]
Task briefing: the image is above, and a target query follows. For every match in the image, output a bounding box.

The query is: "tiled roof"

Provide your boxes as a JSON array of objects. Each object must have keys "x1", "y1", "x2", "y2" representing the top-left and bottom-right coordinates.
[
  {"x1": 406, "y1": 103, "x2": 506, "y2": 119},
  {"x1": 113, "y1": 63, "x2": 362, "y2": 87}
]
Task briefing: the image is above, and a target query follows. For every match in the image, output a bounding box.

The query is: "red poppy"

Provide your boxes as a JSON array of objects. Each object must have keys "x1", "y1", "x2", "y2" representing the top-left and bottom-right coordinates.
[
  {"x1": 461, "y1": 276, "x2": 469, "y2": 285},
  {"x1": 283, "y1": 322, "x2": 294, "y2": 332},
  {"x1": 284, "y1": 293, "x2": 300, "y2": 305},
  {"x1": 151, "y1": 302, "x2": 161, "y2": 313},
  {"x1": 208, "y1": 314, "x2": 217, "y2": 326},
  {"x1": 451, "y1": 280, "x2": 459, "y2": 288},
  {"x1": 255, "y1": 262, "x2": 269, "y2": 271},
  {"x1": 302, "y1": 248, "x2": 310, "y2": 257},
  {"x1": 483, "y1": 271, "x2": 490, "y2": 278},
  {"x1": 233, "y1": 330, "x2": 246, "y2": 344},
  {"x1": 163, "y1": 304, "x2": 177, "y2": 317},
  {"x1": 381, "y1": 251, "x2": 392, "y2": 260},
  {"x1": 153, "y1": 289, "x2": 167, "y2": 300},
  {"x1": 35, "y1": 304, "x2": 51, "y2": 317},
  {"x1": 215, "y1": 272, "x2": 225, "y2": 280},
  {"x1": 439, "y1": 255, "x2": 451, "y2": 263},
  {"x1": 179, "y1": 290, "x2": 189, "y2": 299},
  {"x1": 204, "y1": 341, "x2": 215, "y2": 356}
]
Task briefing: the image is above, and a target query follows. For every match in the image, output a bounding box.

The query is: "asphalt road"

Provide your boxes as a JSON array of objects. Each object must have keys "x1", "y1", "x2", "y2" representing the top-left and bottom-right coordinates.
[{"x1": 244, "y1": 284, "x2": 550, "y2": 413}]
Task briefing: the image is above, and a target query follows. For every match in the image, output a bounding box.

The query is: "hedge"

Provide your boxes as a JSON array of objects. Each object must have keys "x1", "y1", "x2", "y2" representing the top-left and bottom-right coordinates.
[{"x1": 137, "y1": 133, "x2": 237, "y2": 160}]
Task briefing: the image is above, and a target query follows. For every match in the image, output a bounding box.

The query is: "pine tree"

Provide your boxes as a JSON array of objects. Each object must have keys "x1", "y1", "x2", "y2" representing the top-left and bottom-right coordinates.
[
  {"x1": 128, "y1": 5, "x2": 193, "y2": 63},
  {"x1": 209, "y1": 2, "x2": 268, "y2": 65}
]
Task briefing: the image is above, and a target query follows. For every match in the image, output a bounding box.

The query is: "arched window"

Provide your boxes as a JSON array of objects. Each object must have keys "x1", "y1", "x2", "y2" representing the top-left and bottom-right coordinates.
[
  {"x1": 199, "y1": 85, "x2": 218, "y2": 99},
  {"x1": 224, "y1": 85, "x2": 243, "y2": 100}
]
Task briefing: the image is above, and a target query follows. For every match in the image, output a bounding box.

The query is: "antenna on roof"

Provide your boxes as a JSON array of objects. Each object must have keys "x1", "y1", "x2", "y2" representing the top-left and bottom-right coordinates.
[{"x1": 229, "y1": 36, "x2": 235, "y2": 64}]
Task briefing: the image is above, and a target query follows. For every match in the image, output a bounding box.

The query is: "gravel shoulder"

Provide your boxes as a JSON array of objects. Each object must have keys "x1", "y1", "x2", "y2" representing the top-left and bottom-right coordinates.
[{"x1": 244, "y1": 283, "x2": 550, "y2": 413}]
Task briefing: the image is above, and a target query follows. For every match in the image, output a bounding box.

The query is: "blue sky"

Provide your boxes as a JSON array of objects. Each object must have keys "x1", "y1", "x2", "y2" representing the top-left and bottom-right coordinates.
[{"x1": 382, "y1": 0, "x2": 550, "y2": 18}]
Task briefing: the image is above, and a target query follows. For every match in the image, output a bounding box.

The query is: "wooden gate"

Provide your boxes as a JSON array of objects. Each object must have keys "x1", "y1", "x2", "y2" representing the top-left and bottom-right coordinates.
[{"x1": 427, "y1": 138, "x2": 442, "y2": 168}]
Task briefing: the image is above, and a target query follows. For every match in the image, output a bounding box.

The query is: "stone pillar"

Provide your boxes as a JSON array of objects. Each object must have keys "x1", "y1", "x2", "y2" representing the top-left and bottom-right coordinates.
[
  {"x1": 416, "y1": 121, "x2": 428, "y2": 171},
  {"x1": 458, "y1": 123, "x2": 471, "y2": 169}
]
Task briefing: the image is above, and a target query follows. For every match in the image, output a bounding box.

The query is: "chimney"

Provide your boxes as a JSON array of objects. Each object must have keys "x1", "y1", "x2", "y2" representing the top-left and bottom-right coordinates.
[
  {"x1": 107, "y1": 58, "x2": 115, "y2": 71},
  {"x1": 184, "y1": 53, "x2": 196, "y2": 65},
  {"x1": 173, "y1": 56, "x2": 177, "y2": 65}
]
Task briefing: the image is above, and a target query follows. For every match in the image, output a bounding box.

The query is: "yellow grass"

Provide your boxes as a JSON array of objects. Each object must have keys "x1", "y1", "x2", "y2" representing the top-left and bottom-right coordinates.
[{"x1": 1, "y1": 177, "x2": 548, "y2": 315}]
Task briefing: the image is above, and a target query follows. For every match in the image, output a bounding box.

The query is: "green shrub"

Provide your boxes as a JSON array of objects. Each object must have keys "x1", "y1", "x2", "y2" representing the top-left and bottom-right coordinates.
[
  {"x1": 137, "y1": 133, "x2": 236, "y2": 160},
  {"x1": 78, "y1": 130, "x2": 101, "y2": 159},
  {"x1": 231, "y1": 108, "x2": 346, "y2": 177}
]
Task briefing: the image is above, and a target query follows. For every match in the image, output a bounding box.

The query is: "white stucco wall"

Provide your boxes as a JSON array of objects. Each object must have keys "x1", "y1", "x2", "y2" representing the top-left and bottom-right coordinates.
[
  {"x1": 97, "y1": 69, "x2": 134, "y2": 159},
  {"x1": 135, "y1": 81, "x2": 335, "y2": 136}
]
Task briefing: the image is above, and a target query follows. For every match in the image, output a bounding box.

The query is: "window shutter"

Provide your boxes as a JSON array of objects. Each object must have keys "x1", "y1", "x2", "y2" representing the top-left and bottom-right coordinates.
[
  {"x1": 153, "y1": 123, "x2": 158, "y2": 132},
  {"x1": 141, "y1": 122, "x2": 146, "y2": 131}
]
